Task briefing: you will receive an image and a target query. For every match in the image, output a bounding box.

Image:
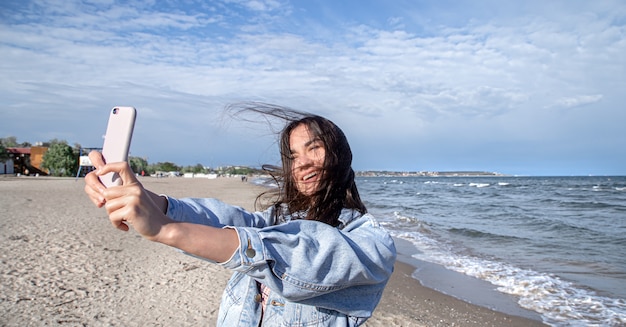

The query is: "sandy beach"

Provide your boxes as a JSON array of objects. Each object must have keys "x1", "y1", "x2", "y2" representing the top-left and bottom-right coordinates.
[{"x1": 0, "y1": 176, "x2": 547, "y2": 326}]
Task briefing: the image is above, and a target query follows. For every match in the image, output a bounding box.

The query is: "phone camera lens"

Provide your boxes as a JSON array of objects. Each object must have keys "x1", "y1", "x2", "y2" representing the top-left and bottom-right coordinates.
[{"x1": 113, "y1": 108, "x2": 118, "y2": 114}]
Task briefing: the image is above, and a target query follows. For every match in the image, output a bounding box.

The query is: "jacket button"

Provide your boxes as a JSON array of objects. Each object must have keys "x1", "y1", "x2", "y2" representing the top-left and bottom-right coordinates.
[
  {"x1": 254, "y1": 294, "x2": 262, "y2": 303},
  {"x1": 245, "y1": 239, "x2": 256, "y2": 258}
]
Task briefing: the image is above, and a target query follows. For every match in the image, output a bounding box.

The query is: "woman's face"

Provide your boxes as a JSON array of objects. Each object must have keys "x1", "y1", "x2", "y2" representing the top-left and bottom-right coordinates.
[{"x1": 289, "y1": 123, "x2": 326, "y2": 196}]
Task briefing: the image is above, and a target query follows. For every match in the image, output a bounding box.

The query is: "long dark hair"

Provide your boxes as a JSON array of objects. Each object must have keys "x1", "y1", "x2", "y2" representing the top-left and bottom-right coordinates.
[{"x1": 226, "y1": 102, "x2": 366, "y2": 227}]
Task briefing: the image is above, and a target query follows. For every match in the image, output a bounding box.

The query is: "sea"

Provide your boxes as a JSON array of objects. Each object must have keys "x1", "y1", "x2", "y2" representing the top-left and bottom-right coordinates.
[{"x1": 356, "y1": 175, "x2": 626, "y2": 327}]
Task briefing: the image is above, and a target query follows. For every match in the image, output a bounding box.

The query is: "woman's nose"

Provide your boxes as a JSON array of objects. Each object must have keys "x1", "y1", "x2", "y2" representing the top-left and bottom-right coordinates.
[{"x1": 294, "y1": 154, "x2": 312, "y2": 168}]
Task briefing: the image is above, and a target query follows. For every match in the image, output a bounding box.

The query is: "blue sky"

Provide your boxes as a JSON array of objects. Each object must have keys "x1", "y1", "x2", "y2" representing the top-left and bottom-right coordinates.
[{"x1": 1, "y1": 0, "x2": 624, "y2": 176}]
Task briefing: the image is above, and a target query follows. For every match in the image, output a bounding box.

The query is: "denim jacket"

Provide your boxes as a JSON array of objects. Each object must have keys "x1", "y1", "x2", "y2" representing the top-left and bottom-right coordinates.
[{"x1": 166, "y1": 197, "x2": 396, "y2": 327}]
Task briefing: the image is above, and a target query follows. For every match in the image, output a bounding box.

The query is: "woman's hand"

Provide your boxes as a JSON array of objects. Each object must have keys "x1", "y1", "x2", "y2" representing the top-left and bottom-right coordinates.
[
  {"x1": 83, "y1": 151, "x2": 108, "y2": 208},
  {"x1": 83, "y1": 151, "x2": 171, "y2": 239},
  {"x1": 83, "y1": 151, "x2": 239, "y2": 262}
]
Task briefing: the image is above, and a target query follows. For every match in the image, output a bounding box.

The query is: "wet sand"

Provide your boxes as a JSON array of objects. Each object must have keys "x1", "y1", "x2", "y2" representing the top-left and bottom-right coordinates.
[{"x1": 0, "y1": 176, "x2": 547, "y2": 326}]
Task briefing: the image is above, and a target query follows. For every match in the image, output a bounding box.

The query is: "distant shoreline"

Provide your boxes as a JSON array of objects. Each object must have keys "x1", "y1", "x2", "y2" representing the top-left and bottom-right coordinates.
[{"x1": 356, "y1": 170, "x2": 507, "y2": 177}]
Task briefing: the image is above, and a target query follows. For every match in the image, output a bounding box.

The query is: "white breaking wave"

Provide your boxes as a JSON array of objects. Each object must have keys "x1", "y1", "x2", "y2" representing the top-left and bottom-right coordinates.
[{"x1": 394, "y1": 231, "x2": 626, "y2": 327}]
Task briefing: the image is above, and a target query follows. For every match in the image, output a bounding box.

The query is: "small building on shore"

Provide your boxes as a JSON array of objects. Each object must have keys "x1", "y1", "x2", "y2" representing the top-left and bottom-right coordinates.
[{"x1": 1, "y1": 147, "x2": 49, "y2": 175}]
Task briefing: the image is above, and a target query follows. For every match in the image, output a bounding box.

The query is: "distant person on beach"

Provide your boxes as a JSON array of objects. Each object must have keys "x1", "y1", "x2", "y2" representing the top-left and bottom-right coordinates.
[{"x1": 83, "y1": 103, "x2": 396, "y2": 326}]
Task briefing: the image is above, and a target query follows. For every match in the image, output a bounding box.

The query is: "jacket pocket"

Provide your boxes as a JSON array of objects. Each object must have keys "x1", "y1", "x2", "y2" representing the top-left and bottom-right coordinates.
[{"x1": 281, "y1": 303, "x2": 335, "y2": 327}]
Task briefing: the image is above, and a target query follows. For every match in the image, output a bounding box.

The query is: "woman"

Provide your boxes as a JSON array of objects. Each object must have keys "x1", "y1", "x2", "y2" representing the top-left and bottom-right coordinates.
[{"x1": 84, "y1": 104, "x2": 396, "y2": 326}]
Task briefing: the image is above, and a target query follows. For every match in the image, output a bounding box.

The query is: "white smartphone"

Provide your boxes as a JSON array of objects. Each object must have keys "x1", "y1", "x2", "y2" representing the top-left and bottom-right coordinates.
[{"x1": 99, "y1": 106, "x2": 136, "y2": 187}]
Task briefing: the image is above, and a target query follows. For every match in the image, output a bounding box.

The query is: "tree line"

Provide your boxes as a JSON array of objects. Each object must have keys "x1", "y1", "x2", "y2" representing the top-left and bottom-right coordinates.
[{"x1": 0, "y1": 136, "x2": 261, "y2": 177}]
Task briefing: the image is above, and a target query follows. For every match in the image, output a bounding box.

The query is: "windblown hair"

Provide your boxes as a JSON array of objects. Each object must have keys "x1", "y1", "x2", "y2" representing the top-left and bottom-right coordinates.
[{"x1": 226, "y1": 102, "x2": 367, "y2": 227}]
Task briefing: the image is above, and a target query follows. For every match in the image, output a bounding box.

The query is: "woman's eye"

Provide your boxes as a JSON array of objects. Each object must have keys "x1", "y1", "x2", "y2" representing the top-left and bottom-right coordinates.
[{"x1": 310, "y1": 142, "x2": 323, "y2": 151}]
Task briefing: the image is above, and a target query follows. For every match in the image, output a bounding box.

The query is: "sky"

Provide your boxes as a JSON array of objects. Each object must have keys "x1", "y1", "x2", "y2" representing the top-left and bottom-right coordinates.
[{"x1": 1, "y1": 0, "x2": 625, "y2": 176}]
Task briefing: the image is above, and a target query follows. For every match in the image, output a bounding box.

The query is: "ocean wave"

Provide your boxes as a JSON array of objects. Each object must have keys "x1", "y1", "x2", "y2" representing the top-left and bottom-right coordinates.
[
  {"x1": 389, "y1": 211, "x2": 433, "y2": 233},
  {"x1": 358, "y1": 176, "x2": 626, "y2": 326},
  {"x1": 395, "y1": 231, "x2": 626, "y2": 326},
  {"x1": 392, "y1": 211, "x2": 422, "y2": 223},
  {"x1": 446, "y1": 227, "x2": 528, "y2": 243}
]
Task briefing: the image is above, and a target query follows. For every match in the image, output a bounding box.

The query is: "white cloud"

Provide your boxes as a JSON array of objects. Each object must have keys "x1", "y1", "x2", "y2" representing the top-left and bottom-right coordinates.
[{"x1": 553, "y1": 95, "x2": 604, "y2": 109}]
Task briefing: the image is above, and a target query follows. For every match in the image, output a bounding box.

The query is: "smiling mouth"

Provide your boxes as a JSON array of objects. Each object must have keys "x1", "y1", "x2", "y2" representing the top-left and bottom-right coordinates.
[{"x1": 303, "y1": 171, "x2": 318, "y2": 181}]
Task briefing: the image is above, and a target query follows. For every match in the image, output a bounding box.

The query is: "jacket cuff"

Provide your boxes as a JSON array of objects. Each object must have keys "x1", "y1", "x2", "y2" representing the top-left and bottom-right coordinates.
[
  {"x1": 220, "y1": 227, "x2": 265, "y2": 272},
  {"x1": 165, "y1": 196, "x2": 181, "y2": 218}
]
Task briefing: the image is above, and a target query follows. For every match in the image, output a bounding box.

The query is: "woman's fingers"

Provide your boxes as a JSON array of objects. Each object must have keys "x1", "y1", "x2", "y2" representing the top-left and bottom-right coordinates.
[
  {"x1": 84, "y1": 170, "x2": 106, "y2": 207},
  {"x1": 88, "y1": 150, "x2": 106, "y2": 168},
  {"x1": 102, "y1": 180, "x2": 142, "y2": 231},
  {"x1": 85, "y1": 158, "x2": 171, "y2": 238},
  {"x1": 96, "y1": 161, "x2": 138, "y2": 186},
  {"x1": 83, "y1": 151, "x2": 109, "y2": 207},
  {"x1": 83, "y1": 152, "x2": 166, "y2": 237},
  {"x1": 101, "y1": 176, "x2": 168, "y2": 238},
  {"x1": 84, "y1": 182, "x2": 105, "y2": 207}
]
